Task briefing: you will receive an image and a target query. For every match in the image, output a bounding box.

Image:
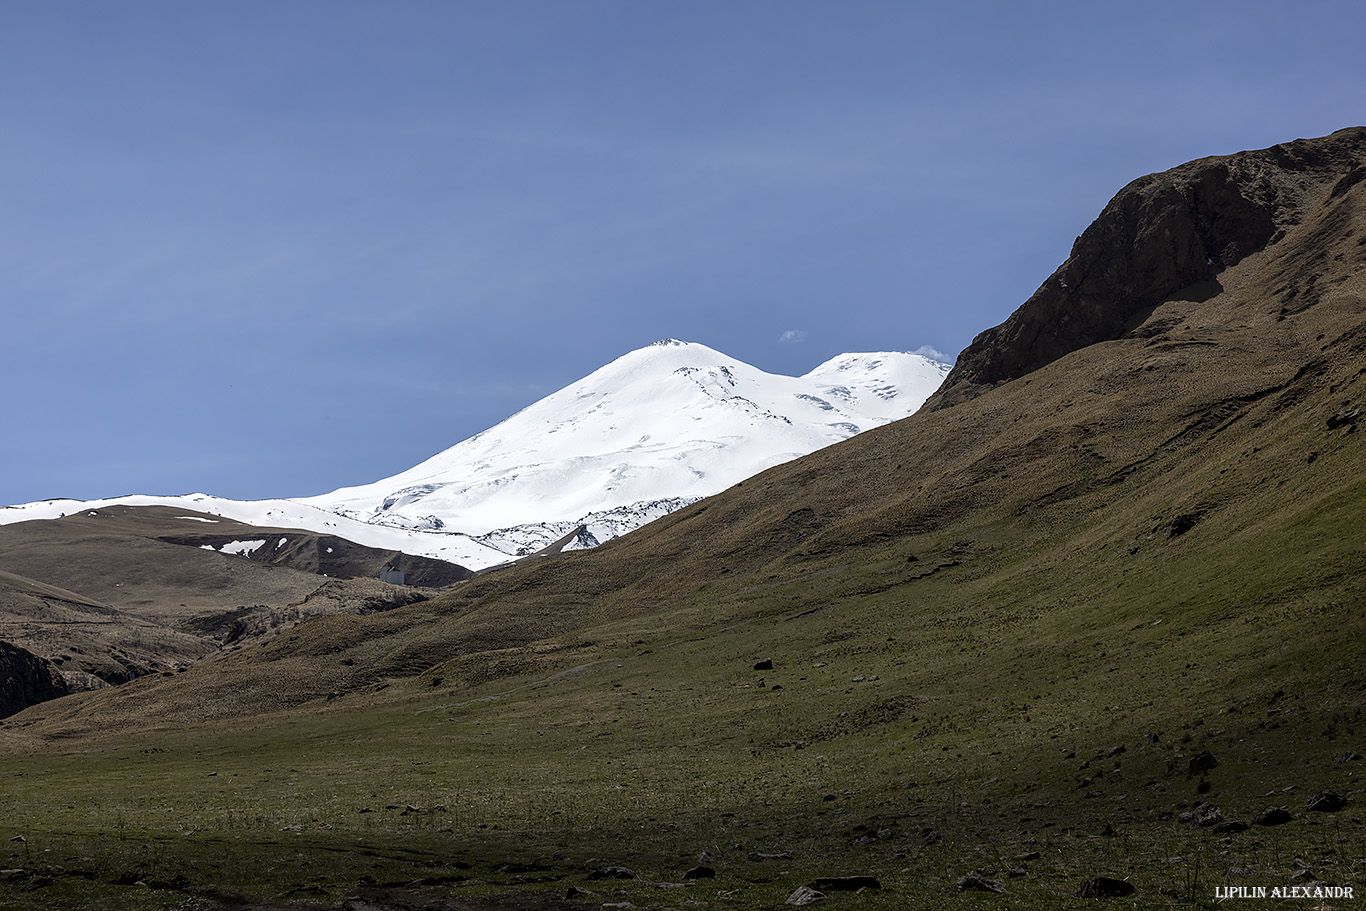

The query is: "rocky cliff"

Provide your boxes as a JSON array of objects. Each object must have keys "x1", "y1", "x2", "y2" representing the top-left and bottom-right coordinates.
[
  {"x1": 0, "y1": 639, "x2": 69, "y2": 718},
  {"x1": 928, "y1": 126, "x2": 1366, "y2": 408}
]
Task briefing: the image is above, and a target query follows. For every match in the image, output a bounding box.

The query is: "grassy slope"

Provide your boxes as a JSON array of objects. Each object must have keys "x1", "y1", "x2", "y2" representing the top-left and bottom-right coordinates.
[{"x1": 2, "y1": 154, "x2": 1365, "y2": 909}]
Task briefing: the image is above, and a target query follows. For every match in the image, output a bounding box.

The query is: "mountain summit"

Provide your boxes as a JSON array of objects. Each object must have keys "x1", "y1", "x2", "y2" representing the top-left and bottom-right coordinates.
[{"x1": 301, "y1": 339, "x2": 949, "y2": 554}]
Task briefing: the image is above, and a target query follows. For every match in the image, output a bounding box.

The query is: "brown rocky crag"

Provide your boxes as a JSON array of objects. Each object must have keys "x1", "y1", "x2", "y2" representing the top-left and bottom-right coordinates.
[
  {"x1": 0, "y1": 639, "x2": 70, "y2": 719},
  {"x1": 928, "y1": 126, "x2": 1366, "y2": 408}
]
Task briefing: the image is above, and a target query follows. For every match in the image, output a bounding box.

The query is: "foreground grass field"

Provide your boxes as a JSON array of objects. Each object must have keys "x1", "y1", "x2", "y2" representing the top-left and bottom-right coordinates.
[
  {"x1": 4, "y1": 435, "x2": 1363, "y2": 909},
  {"x1": 6, "y1": 415, "x2": 1364, "y2": 909}
]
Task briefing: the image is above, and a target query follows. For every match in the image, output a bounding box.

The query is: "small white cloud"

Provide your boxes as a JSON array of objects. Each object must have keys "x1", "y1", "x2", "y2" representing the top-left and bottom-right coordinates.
[
  {"x1": 779, "y1": 329, "x2": 807, "y2": 344},
  {"x1": 913, "y1": 345, "x2": 949, "y2": 362}
]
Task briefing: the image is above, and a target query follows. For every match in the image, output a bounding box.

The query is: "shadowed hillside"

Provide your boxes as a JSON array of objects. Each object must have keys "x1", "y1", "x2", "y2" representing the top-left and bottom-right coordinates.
[
  {"x1": 2, "y1": 129, "x2": 1364, "y2": 910},
  {"x1": 0, "y1": 506, "x2": 470, "y2": 692}
]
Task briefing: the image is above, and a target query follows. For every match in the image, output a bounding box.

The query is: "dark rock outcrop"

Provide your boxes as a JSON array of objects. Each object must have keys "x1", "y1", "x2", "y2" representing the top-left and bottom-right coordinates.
[
  {"x1": 928, "y1": 127, "x2": 1366, "y2": 409},
  {"x1": 1253, "y1": 806, "x2": 1294, "y2": 826},
  {"x1": 1185, "y1": 802, "x2": 1223, "y2": 828},
  {"x1": 785, "y1": 885, "x2": 824, "y2": 906},
  {"x1": 1307, "y1": 790, "x2": 1348, "y2": 812},
  {"x1": 956, "y1": 871, "x2": 1006, "y2": 893},
  {"x1": 0, "y1": 640, "x2": 71, "y2": 719},
  {"x1": 1077, "y1": 876, "x2": 1135, "y2": 898},
  {"x1": 1188, "y1": 750, "x2": 1219, "y2": 773}
]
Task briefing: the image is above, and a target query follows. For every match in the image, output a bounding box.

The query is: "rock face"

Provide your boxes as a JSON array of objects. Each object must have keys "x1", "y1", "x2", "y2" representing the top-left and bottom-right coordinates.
[
  {"x1": 928, "y1": 127, "x2": 1366, "y2": 409},
  {"x1": 0, "y1": 640, "x2": 70, "y2": 718}
]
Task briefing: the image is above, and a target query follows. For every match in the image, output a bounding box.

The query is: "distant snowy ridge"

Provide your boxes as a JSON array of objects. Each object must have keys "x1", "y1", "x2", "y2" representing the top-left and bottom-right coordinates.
[
  {"x1": 0, "y1": 494, "x2": 512, "y2": 569},
  {"x1": 2, "y1": 340, "x2": 949, "y2": 570}
]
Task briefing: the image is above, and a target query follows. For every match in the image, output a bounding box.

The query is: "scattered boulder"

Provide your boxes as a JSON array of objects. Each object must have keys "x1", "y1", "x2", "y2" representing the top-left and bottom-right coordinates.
[
  {"x1": 586, "y1": 865, "x2": 636, "y2": 880},
  {"x1": 1307, "y1": 790, "x2": 1348, "y2": 813},
  {"x1": 1326, "y1": 407, "x2": 1359, "y2": 430},
  {"x1": 1165, "y1": 514, "x2": 1201, "y2": 539},
  {"x1": 921, "y1": 827, "x2": 942, "y2": 845},
  {"x1": 956, "y1": 871, "x2": 1006, "y2": 893},
  {"x1": 1076, "y1": 876, "x2": 1135, "y2": 898},
  {"x1": 1184, "y1": 802, "x2": 1223, "y2": 828},
  {"x1": 1253, "y1": 806, "x2": 1293, "y2": 826},
  {"x1": 1188, "y1": 750, "x2": 1219, "y2": 773},
  {"x1": 754, "y1": 658, "x2": 774, "y2": 671},
  {"x1": 683, "y1": 865, "x2": 715, "y2": 880},
  {"x1": 810, "y1": 876, "x2": 880, "y2": 892},
  {"x1": 1213, "y1": 821, "x2": 1250, "y2": 834},
  {"x1": 563, "y1": 886, "x2": 595, "y2": 900},
  {"x1": 786, "y1": 885, "x2": 825, "y2": 906}
]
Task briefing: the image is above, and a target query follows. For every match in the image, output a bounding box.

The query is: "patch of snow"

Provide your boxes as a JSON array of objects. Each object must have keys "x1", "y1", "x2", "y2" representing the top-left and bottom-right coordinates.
[
  {"x1": 177, "y1": 516, "x2": 218, "y2": 523},
  {"x1": 220, "y1": 540, "x2": 266, "y2": 557}
]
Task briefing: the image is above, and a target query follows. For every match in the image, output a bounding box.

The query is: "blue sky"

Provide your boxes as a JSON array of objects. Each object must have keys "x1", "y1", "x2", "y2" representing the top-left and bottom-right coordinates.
[{"x1": 3, "y1": 0, "x2": 1364, "y2": 505}]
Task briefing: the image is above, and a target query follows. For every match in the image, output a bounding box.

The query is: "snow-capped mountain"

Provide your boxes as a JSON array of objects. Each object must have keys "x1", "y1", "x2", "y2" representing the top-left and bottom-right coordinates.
[
  {"x1": 299, "y1": 339, "x2": 949, "y2": 555},
  {"x1": 2, "y1": 340, "x2": 949, "y2": 570}
]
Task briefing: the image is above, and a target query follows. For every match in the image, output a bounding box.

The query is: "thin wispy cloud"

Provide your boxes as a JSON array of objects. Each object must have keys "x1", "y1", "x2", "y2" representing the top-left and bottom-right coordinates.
[{"x1": 779, "y1": 329, "x2": 807, "y2": 344}]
